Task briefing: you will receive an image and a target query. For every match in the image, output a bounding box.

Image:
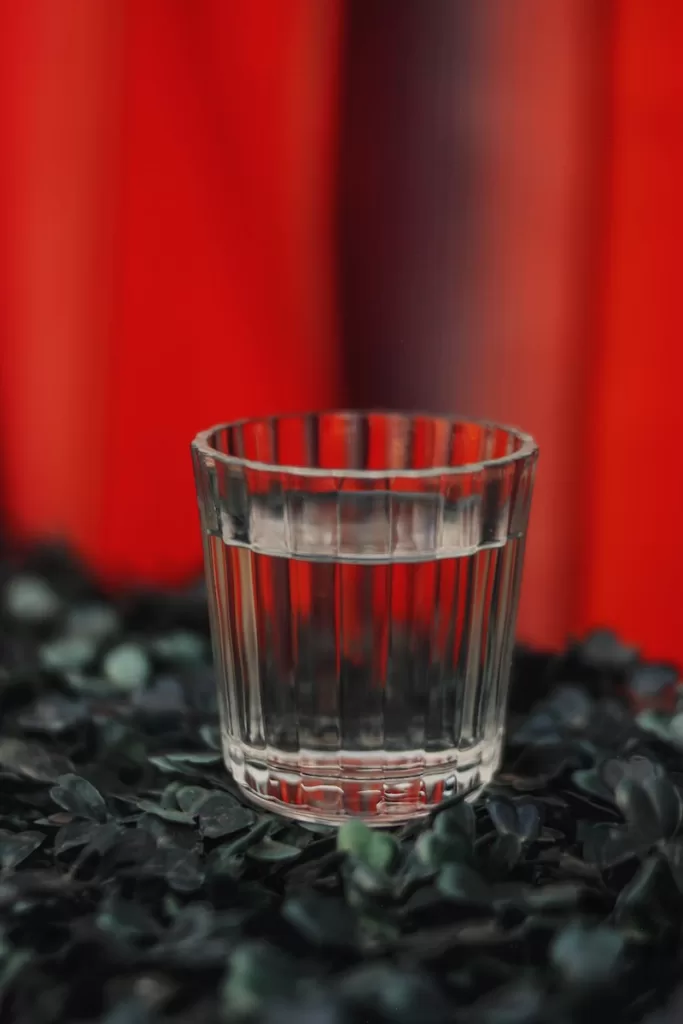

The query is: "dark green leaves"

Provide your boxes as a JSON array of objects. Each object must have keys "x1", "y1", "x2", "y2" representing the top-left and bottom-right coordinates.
[{"x1": 1, "y1": 553, "x2": 683, "y2": 1024}]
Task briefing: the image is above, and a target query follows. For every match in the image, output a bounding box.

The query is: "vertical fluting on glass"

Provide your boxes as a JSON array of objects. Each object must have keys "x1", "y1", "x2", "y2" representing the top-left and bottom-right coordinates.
[{"x1": 192, "y1": 412, "x2": 537, "y2": 825}]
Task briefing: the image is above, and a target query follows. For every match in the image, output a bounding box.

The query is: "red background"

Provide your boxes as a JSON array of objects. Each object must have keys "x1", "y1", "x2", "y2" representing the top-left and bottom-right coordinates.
[{"x1": 0, "y1": 0, "x2": 682, "y2": 661}]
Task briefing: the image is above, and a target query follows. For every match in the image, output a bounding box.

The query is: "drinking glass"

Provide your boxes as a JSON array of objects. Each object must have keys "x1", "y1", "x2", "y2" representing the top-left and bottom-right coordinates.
[{"x1": 192, "y1": 412, "x2": 537, "y2": 825}]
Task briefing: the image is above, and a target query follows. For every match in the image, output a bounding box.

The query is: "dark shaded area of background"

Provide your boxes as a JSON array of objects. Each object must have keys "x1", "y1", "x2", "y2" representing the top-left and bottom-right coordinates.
[{"x1": 339, "y1": 0, "x2": 476, "y2": 410}]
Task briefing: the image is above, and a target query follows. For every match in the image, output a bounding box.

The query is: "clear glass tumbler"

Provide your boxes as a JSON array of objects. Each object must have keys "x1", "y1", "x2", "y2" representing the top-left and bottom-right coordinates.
[{"x1": 192, "y1": 412, "x2": 537, "y2": 825}]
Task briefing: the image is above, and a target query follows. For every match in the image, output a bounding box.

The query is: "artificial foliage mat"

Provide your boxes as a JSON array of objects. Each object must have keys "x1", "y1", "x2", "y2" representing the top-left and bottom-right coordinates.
[{"x1": 0, "y1": 547, "x2": 682, "y2": 1023}]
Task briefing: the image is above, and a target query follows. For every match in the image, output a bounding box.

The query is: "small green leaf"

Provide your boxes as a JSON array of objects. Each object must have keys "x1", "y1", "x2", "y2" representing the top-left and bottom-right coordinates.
[
  {"x1": 601, "y1": 755, "x2": 662, "y2": 790},
  {"x1": 338, "y1": 964, "x2": 450, "y2": 1024},
  {"x1": 222, "y1": 942, "x2": 297, "y2": 1016},
  {"x1": 615, "y1": 774, "x2": 682, "y2": 843},
  {"x1": 579, "y1": 629, "x2": 638, "y2": 670},
  {"x1": 365, "y1": 832, "x2": 399, "y2": 873},
  {"x1": 101, "y1": 996, "x2": 150, "y2": 1024},
  {"x1": 54, "y1": 821, "x2": 98, "y2": 856},
  {"x1": 551, "y1": 924, "x2": 624, "y2": 986},
  {"x1": 66, "y1": 603, "x2": 120, "y2": 640},
  {"x1": 50, "y1": 774, "x2": 108, "y2": 823},
  {"x1": 663, "y1": 838, "x2": 683, "y2": 891},
  {"x1": 581, "y1": 822, "x2": 639, "y2": 869},
  {"x1": 246, "y1": 837, "x2": 302, "y2": 863},
  {"x1": 18, "y1": 696, "x2": 88, "y2": 737},
  {"x1": 572, "y1": 768, "x2": 613, "y2": 803},
  {"x1": 0, "y1": 830, "x2": 45, "y2": 871},
  {"x1": 208, "y1": 818, "x2": 273, "y2": 875},
  {"x1": 337, "y1": 820, "x2": 398, "y2": 873},
  {"x1": 76, "y1": 822, "x2": 122, "y2": 862},
  {"x1": 486, "y1": 833, "x2": 523, "y2": 876},
  {"x1": 157, "y1": 902, "x2": 213, "y2": 949},
  {"x1": 337, "y1": 820, "x2": 373, "y2": 858},
  {"x1": 102, "y1": 643, "x2": 151, "y2": 690},
  {"x1": 96, "y1": 892, "x2": 160, "y2": 943},
  {"x1": 437, "y1": 862, "x2": 492, "y2": 906},
  {"x1": 645, "y1": 776, "x2": 682, "y2": 837},
  {"x1": 522, "y1": 882, "x2": 584, "y2": 911},
  {"x1": 199, "y1": 724, "x2": 221, "y2": 750},
  {"x1": 163, "y1": 851, "x2": 205, "y2": 893},
  {"x1": 163, "y1": 750, "x2": 222, "y2": 765},
  {"x1": 488, "y1": 799, "x2": 541, "y2": 843},
  {"x1": 614, "y1": 855, "x2": 681, "y2": 938},
  {"x1": 160, "y1": 782, "x2": 182, "y2": 809},
  {"x1": 4, "y1": 575, "x2": 61, "y2": 622},
  {"x1": 40, "y1": 636, "x2": 97, "y2": 672},
  {"x1": 175, "y1": 786, "x2": 211, "y2": 814},
  {"x1": 345, "y1": 860, "x2": 393, "y2": 903},
  {"x1": 282, "y1": 891, "x2": 356, "y2": 948},
  {"x1": 198, "y1": 794, "x2": 253, "y2": 839},
  {"x1": 414, "y1": 830, "x2": 469, "y2": 871},
  {"x1": 151, "y1": 631, "x2": 206, "y2": 663},
  {"x1": 0, "y1": 950, "x2": 32, "y2": 997},
  {"x1": 0, "y1": 738, "x2": 74, "y2": 783},
  {"x1": 615, "y1": 778, "x2": 661, "y2": 842},
  {"x1": 514, "y1": 686, "x2": 593, "y2": 745},
  {"x1": 433, "y1": 800, "x2": 476, "y2": 841},
  {"x1": 636, "y1": 710, "x2": 683, "y2": 750},
  {"x1": 135, "y1": 800, "x2": 196, "y2": 825}
]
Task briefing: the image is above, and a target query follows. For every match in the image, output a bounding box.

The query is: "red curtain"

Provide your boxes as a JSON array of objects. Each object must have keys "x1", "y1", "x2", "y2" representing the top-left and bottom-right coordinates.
[
  {"x1": 0, "y1": 0, "x2": 344, "y2": 585},
  {"x1": 579, "y1": 0, "x2": 683, "y2": 661}
]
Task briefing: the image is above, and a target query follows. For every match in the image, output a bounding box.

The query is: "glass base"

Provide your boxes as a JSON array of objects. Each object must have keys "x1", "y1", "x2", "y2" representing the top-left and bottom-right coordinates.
[{"x1": 224, "y1": 736, "x2": 501, "y2": 827}]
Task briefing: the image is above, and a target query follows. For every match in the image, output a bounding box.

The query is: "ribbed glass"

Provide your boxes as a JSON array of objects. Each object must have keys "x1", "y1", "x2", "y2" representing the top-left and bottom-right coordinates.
[{"x1": 192, "y1": 412, "x2": 537, "y2": 825}]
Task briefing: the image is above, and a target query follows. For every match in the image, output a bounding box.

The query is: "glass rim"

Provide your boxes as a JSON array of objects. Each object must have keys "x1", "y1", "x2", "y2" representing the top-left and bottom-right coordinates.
[{"x1": 191, "y1": 409, "x2": 538, "y2": 480}]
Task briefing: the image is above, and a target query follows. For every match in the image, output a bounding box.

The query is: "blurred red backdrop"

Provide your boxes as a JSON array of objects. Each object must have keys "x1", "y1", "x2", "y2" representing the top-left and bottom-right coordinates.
[
  {"x1": 0, "y1": 0, "x2": 682, "y2": 662},
  {"x1": 0, "y1": 0, "x2": 344, "y2": 584}
]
